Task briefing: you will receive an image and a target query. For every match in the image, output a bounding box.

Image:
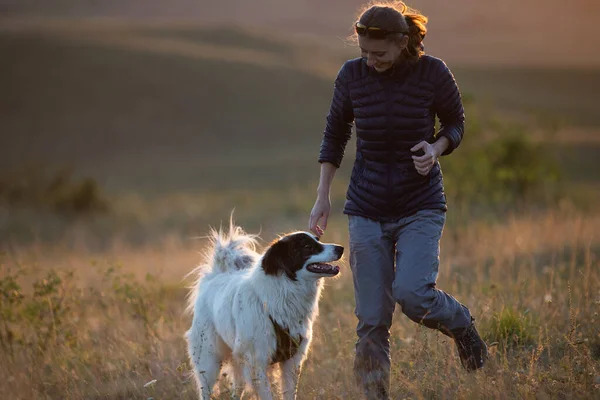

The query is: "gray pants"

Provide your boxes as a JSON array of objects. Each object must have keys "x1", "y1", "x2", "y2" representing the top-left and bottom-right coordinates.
[{"x1": 348, "y1": 210, "x2": 471, "y2": 397}]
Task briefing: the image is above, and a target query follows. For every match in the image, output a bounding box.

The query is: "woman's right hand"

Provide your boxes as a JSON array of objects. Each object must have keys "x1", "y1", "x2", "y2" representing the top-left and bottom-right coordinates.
[{"x1": 309, "y1": 195, "x2": 330, "y2": 238}]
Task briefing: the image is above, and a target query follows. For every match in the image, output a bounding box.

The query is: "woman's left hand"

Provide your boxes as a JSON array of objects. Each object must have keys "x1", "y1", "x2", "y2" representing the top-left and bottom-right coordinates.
[{"x1": 411, "y1": 141, "x2": 438, "y2": 176}]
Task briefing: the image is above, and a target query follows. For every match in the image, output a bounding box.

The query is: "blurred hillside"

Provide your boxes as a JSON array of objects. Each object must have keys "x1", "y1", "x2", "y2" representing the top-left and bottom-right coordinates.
[
  {"x1": 1, "y1": 22, "x2": 599, "y2": 193},
  {"x1": 2, "y1": 0, "x2": 600, "y2": 67},
  {"x1": 0, "y1": 26, "x2": 339, "y2": 193},
  {"x1": 1, "y1": 17, "x2": 599, "y2": 245}
]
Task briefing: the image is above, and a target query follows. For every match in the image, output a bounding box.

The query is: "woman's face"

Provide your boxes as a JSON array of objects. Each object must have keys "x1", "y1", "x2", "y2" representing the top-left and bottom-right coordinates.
[{"x1": 358, "y1": 35, "x2": 407, "y2": 72}]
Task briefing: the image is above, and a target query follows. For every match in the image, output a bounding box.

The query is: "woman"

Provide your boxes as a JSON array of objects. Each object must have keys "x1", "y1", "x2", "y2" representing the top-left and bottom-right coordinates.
[{"x1": 308, "y1": 2, "x2": 487, "y2": 398}]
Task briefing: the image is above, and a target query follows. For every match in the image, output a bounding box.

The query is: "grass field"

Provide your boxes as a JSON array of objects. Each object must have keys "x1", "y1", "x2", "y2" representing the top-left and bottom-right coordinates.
[
  {"x1": 1, "y1": 211, "x2": 599, "y2": 399},
  {"x1": 1, "y1": 21, "x2": 599, "y2": 399}
]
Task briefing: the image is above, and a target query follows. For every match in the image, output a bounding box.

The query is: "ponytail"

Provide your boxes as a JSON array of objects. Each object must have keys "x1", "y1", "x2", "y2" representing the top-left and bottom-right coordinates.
[{"x1": 404, "y1": 12, "x2": 427, "y2": 58}]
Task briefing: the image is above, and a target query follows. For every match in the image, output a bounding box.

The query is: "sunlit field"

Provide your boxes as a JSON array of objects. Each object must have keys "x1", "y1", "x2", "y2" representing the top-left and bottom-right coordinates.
[
  {"x1": 1, "y1": 21, "x2": 599, "y2": 399},
  {"x1": 1, "y1": 210, "x2": 599, "y2": 399}
]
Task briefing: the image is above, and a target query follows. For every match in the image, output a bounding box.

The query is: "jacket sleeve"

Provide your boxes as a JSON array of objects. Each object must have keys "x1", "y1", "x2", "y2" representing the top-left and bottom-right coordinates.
[
  {"x1": 433, "y1": 61, "x2": 465, "y2": 156},
  {"x1": 318, "y1": 63, "x2": 355, "y2": 167}
]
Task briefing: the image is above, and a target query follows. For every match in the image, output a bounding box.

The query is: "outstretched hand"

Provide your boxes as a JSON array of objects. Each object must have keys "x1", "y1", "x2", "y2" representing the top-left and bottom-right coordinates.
[{"x1": 309, "y1": 196, "x2": 330, "y2": 238}]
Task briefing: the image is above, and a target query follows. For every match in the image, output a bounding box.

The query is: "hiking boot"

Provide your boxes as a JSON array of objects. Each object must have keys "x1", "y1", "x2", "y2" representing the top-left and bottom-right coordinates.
[{"x1": 453, "y1": 318, "x2": 488, "y2": 371}]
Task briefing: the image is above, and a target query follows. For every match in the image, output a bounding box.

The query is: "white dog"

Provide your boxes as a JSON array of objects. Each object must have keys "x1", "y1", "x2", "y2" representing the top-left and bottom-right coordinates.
[{"x1": 185, "y1": 223, "x2": 344, "y2": 400}]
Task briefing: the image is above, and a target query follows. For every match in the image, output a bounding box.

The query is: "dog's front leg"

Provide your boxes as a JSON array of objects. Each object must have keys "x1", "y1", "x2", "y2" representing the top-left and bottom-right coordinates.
[
  {"x1": 229, "y1": 360, "x2": 245, "y2": 399},
  {"x1": 242, "y1": 362, "x2": 273, "y2": 400},
  {"x1": 280, "y1": 358, "x2": 302, "y2": 400},
  {"x1": 254, "y1": 368, "x2": 273, "y2": 400}
]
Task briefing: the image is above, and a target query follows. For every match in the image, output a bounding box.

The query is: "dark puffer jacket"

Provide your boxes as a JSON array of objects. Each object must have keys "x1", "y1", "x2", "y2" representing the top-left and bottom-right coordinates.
[{"x1": 318, "y1": 55, "x2": 464, "y2": 221}]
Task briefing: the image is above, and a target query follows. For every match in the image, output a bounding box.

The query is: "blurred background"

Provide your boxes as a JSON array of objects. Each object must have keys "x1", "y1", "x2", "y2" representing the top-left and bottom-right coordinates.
[
  {"x1": 1, "y1": 0, "x2": 599, "y2": 246},
  {"x1": 1, "y1": 2, "x2": 600, "y2": 399}
]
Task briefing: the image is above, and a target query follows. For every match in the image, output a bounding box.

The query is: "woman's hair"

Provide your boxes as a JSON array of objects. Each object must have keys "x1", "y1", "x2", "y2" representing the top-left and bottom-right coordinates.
[{"x1": 352, "y1": 1, "x2": 428, "y2": 59}]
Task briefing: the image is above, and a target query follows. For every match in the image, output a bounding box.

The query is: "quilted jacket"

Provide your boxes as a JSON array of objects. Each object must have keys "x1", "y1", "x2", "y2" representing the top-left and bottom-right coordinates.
[{"x1": 318, "y1": 55, "x2": 465, "y2": 221}]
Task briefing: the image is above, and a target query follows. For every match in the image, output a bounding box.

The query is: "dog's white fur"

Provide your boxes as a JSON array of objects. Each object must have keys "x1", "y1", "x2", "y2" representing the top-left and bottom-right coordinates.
[{"x1": 185, "y1": 222, "x2": 343, "y2": 400}]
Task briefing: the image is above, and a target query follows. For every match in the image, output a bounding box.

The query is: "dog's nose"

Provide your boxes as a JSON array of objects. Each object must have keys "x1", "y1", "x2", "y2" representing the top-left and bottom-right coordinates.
[{"x1": 335, "y1": 245, "x2": 344, "y2": 257}]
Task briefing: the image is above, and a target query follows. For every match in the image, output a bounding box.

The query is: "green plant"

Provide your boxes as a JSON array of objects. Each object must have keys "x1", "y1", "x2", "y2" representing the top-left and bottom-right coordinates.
[
  {"x1": 0, "y1": 166, "x2": 109, "y2": 215},
  {"x1": 441, "y1": 111, "x2": 562, "y2": 209},
  {"x1": 484, "y1": 307, "x2": 536, "y2": 349},
  {"x1": 103, "y1": 264, "x2": 164, "y2": 341},
  {"x1": 0, "y1": 265, "x2": 25, "y2": 359},
  {"x1": 0, "y1": 262, "x2": 76, "y2": 359}
]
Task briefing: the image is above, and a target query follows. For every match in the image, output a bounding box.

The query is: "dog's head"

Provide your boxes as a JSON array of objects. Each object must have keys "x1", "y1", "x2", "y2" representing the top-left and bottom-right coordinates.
[{"x1": 261, "y1": 232, "x2": 344, "y2": 281}]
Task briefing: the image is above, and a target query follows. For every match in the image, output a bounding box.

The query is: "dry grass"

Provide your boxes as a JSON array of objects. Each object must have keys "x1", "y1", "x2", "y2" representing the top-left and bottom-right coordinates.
[{"x1": 1, "y1": 209, "x2": 599, "y2": 399}]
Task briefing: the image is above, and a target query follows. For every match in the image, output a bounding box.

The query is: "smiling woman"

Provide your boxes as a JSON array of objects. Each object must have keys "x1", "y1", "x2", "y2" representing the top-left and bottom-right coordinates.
[
  {"x1": 352, "y1": 2, "x2": 427, "y2": 72},
  {"x1": 308, "y1": 1, "x2": 488, "y2": 399}
]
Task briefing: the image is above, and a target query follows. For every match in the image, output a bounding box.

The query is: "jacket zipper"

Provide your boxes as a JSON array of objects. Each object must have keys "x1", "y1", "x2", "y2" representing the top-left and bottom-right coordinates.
[{"x1": 385, "y1": 78, "x2": 394, "y2": 214}]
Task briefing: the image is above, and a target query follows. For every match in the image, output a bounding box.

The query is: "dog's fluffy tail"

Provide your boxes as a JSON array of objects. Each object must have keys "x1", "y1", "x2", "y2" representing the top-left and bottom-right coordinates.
[
  {"x1": 206, "y1": 221, "x2": 259, "y2": 274},
  {"x1": 185, "y1": 217, "x2": 259, "y2": 313}
]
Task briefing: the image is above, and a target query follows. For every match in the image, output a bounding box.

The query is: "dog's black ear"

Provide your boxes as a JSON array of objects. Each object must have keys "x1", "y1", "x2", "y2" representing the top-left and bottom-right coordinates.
[
  {"x1": 261, "y1": 239, "x2": 297, "y2": 281},
  {"x1": 262, "y1": 239, "x2": 287, "y2": 276}
]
